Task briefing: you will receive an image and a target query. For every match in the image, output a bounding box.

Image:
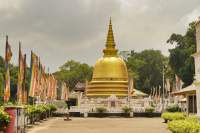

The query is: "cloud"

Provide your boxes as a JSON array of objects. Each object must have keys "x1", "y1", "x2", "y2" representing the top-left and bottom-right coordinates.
[{"x1": 0, "y1": 0, "x2": 200, "y2": 72}]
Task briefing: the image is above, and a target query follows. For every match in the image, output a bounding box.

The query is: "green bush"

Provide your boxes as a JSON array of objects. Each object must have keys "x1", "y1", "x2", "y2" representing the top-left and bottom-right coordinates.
[
  {"x1": 145, "y1": 106, "x2": 155, "y2": 113},
  {"x1": 0, "y1": 107, "x2": 10, "y2": 130},
  {"x1": 122, "y1": 106, "x2": 132, "y2": 113},
  {"x1": 26, "y1": 104, "x2": 57, "y2": 116},
  {"x1": 168, "y1": 117, "x2": 200, "y2": 133},
  {"x1": 26, "y1": 105, "x2": 36, "y2": 116},
  {"x1": 185, "y1": 115, "x2": 199, "y2": 123},
  {"x1": 48, "y1": 104, "x2": 57, "y2": 112},
  {"x1": 161, "y1": 112, "x2": 186, "y2": 122},
  {"x1": 166, "y1": 104, "x2": 181, "y2": 112},
  {"x1": 96, "y1": 107, "x2": 107, "y2": 113}
]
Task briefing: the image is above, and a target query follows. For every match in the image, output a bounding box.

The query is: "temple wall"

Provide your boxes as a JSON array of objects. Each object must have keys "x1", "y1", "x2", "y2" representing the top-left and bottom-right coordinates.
[
  {"x1": 195, "y1": 21, "x2": 200, "y2": 81},
  {"x1": 196, "y1": 21, "x2": 200, "y2": 52}
]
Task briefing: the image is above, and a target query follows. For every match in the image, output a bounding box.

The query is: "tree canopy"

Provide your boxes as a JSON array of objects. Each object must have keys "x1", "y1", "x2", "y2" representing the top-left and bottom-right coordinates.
[
  {"x1": 126, "y1": 49, "x2": 167, "y2": 94},
  {"x1": 54, "y1": 60, "x2": 93, "y2": 91},
  {"x1": 167, "y1": 22, "x2": 196, "y2": 87}
]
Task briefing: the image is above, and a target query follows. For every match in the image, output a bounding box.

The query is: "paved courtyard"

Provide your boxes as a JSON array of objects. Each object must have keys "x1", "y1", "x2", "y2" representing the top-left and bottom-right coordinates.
[{"x1": 27, "y1": 117, "x2": 170, "y2": 133}]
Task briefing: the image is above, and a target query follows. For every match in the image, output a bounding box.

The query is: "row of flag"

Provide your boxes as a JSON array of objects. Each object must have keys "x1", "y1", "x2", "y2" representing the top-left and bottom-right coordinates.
[
  {"x1": 150, "y1": 86, "x2": 162, "y2": 102},
  {"x1": 29, "y1": 51, "x2": 58, "y2": 102},
  {"x1": 149, "y1": 78, "x2": 174, "y2": 102},
  {"x1": 3, "y1": 36, "x2": 58, "y2": 104},
  {"x1": 61, "y1": 82, "x2": 69, "y2": 101},
  {"x1": 150, "y1": 75, "x2": 184, "y2": 100}
]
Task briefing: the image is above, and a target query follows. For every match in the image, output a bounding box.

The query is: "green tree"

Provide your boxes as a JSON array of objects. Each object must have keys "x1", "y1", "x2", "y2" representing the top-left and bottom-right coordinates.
[
  {"x1": 54, "y1": 60, "x2": 93, "y2": 91},
  {"x1": 126, "y1": 50, "x2": 167, "y2": 94},
  {"x1": 0, "y1": 56, "x2": 5, "y2": 104},
  {"x1": 167, "y1": 22, "x2": 196, "y2": 87}
]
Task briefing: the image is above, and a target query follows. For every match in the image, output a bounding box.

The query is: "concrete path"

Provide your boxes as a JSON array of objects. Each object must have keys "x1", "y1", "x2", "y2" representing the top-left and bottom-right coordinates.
[{"x1": 27, "y1": 117, "x2": 170, "y2": 133}]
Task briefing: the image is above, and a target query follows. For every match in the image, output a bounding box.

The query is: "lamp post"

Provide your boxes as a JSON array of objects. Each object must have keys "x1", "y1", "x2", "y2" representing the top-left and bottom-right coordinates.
[{"x1": 162, "y1": 65, "x2": 166, "y2": 112}]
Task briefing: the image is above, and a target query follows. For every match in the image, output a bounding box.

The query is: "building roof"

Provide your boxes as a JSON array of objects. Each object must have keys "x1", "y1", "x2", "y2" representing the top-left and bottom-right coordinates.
[
  {"x1": 132, "y1": 89, "x2": 148, "y2": 97},
  {"x1": 172, "y1": 84, "x2": 196, "y2": 95},
  {"x1": 74, "y1": 82, "x2": 85, "y2": 92}
]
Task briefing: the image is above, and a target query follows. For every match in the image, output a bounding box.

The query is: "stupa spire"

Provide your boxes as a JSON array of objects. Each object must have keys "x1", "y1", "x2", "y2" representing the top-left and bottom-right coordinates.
[
  {"x1": 106, "y1": 17, "x2": 115, "y2": 49},
  {"x1": 103, "y1": 18, "x2": 118, "y2": 57}
]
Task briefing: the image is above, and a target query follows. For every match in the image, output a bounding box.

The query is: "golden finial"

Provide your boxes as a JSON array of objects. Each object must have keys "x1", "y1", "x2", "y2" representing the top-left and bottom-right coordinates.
[
  {"x1": 106, "y1": 17, "x2": 115, "y2": 49},
  {"x1": 103, "y1": 17, "x2": 118, "y2": 57}
]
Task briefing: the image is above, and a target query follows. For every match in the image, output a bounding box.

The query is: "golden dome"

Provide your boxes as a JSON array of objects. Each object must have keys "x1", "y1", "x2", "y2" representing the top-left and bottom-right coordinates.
[
  {"x1": 92, "y1": 57, "x2": 128, "y2": 81},
  {"x1": 86, "y1": 18, "x2": 128, "y2": 97}
]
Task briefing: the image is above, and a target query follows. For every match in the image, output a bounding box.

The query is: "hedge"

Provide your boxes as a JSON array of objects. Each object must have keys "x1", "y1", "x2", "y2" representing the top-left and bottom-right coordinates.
[
  {"x1": 122, "y1": 106, "x2": 132, "y2": 113},
  {"x1": 26, "y1": 104, "x2": 57, "y2": 116},
  {"x1": 145, "y1": 106, "x2": 155, "y2": 113},
  {"x1": 168, "y1": 116, "x2": 200, "y2": 133},
  {"x1": 166, "y1": 104, "x2": 181, "y2": 112},
  {"x1": 96, "y1": 107, "x2": 107, "y2": 113},
  {"x1": 161, "y1": 112, "x2": 186, "y2": 123}
]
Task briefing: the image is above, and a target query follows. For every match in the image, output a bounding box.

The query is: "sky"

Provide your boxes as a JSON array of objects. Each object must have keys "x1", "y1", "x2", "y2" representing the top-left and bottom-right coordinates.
[{"x1": 0, "y1": 0, "x2": 200, "y2": 72}]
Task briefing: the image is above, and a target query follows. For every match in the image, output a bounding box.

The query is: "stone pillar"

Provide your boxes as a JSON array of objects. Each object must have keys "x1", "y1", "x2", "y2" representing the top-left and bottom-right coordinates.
[
  {"x1": 196, "y1": 86, "x2": 200, "y2": 117},
  {"x1": 195, "y1": 18, "x2": 200, "y2": 118},
  {"x1": 196, "y1": 19, "x2": 200, "y2": 52},
  {"x1": 186, "y1": 95, "x2": 189, "y2": 115}
]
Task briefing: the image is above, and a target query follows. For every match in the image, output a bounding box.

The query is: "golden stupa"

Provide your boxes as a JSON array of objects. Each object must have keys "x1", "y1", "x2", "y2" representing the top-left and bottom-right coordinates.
[{"x1": 86, "y1": 19, "x2": 128, "y2": 97}]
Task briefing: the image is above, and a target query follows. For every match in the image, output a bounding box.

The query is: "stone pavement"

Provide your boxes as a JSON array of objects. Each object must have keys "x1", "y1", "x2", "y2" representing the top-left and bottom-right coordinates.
[{"x1": 27, "y1": 117, "x2": 170, "y2": 133}]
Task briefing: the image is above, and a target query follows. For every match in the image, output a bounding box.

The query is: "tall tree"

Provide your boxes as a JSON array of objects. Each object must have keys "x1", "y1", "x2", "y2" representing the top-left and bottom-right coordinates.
[
  {"x1": 167, "y1": 22, "x2": 196, "y2": 87},
  {"x1": 126, "y1": 50, "x2": 167, "y2": 94},
  {"x1": 54, "y1": 60, "x2": 93, "y2": 91},
  {"x1": 0, "y1": 56, "x2": 5, "y2": 104}
]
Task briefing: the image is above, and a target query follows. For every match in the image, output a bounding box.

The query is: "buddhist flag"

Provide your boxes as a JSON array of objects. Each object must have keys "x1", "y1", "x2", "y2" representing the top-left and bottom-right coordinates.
[
  {"x1": 154, "y1": 87, "x2": 158, "y2": 101},
  {"x1": 5, "y1": 35, "x2": 12, "y2": 62},
  {"x1": 175, "y1": 74, "x2": 183, "y2": 91},
  {"x1": 47, "y1": 74, "x2": 54, "y2": 100},
  {"x1": 29, "y1": 51, "x2": 39, "y2": 97},
  {"x1": 158, "y1": 86, "x2": 161, "y2": 100},
  {"x1": 150, "y1": 88, "x2": 153, "y2": 98},
  {"x1": 4, "y1": 67, "x2": 11, "y2": 102},
  {"x1": 51, "y1": 76, "x2": 57, "y2": 100},
  {"x1": 22, "y1": 54, "x2": 27, "y2": 104},
  {"x1": 17, "y1": 42, "x2": 25, "y2": 104},
  {"x1": 128, "y1": 78, "x2": 134, "y2": 97},
  {"x1": 153, "y1": 87, "x2": 156, "y2": 99},
  {"x1": 47, "y1": 74, "x2": 51, "y2": 100},
  {"x1": 39, "y1": 65, "x2": 47, "y2": 101},
  {"x1": 4, "y1": 36, "x2": 12, "y2": 102},
  {"x1": 61, "y1": 82, "x2": 69, "y2": 101},
  {"x1": 85, "y1": 80, "x2": 88, "y2": 94}
]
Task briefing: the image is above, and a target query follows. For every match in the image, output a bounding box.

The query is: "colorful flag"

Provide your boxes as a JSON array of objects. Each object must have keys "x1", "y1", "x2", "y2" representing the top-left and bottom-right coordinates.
[
  {"x1": 51, "y1": 76, "x2": 57, "y2": 100},
  {"x1": 61, "y1": 82, "x2": 69, "y2": 101},
  {"x1": 22, "y1": 54, "x2": 27, "y2": 104},
  {"x1": 85, "y1": 80, "x2": 88, "y2": 94},
  {"x1": 4, "y1": 67, "x2": 11, "y2": 102},
  {"x1": 128, "y1": 78, "x2": 134, "y2": 97},
  {"x1": 166, "y1": 79, "x2": 171, "y2": 92},
  {"x1": 39, "y1": 65, "x2": 47, "y2": 101},
  {"x1": 17, "y1": 42, "x2": 25, "y2": 104},
  {"x1": 5, "y1": 36, "x2": 12, "y2": 62},
  {"x1": 175, "y1": 74, "x2": 183, "y2": 91},
  {"x1": 29, "y1": 51, "x2": 39, "y2": 97},
  {"x1": 4, "y1": 36, "x2": 12, "y2": 102}
]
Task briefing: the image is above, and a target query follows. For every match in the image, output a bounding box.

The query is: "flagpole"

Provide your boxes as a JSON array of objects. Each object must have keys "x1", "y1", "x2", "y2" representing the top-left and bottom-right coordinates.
[
  {"x1": 162, "y1": 65, "x2": 166, "y2": 112},
  {"x1": 23, "y1": 54, "x2": 27, "y2": 104}
]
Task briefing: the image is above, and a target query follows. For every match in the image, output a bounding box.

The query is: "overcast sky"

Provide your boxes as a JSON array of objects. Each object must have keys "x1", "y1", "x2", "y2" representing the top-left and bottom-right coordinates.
[{"x1": 0, "y1": 0, "x2": 200, "y2": 72}]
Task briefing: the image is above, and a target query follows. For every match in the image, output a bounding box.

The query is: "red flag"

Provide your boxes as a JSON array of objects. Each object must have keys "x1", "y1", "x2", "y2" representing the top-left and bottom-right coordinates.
[
  {"x1": 5, "y1": 35, "x2": 12, "y2": 62},
  {"x1": 17, "y1": 42, "x2": 25, "y2": 104},
  {"x1": 29, "y1": 52, "x2": 39, "y2": 97},
  {"x1": 4, "y1": 68, "x2": 10, "y2": 102},
  {"x1": 22, "y1": 54, "x2": 27, "y2": 104},
  {"x1": 4, "y1": 36, "x2": 12, "y2": 102}
]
